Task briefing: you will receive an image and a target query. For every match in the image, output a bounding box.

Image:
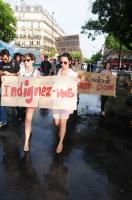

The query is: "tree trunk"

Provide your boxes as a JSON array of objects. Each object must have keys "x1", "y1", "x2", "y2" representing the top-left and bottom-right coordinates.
[{"x1": 118, "y1": 43, "x2": 122, "y2": 69}]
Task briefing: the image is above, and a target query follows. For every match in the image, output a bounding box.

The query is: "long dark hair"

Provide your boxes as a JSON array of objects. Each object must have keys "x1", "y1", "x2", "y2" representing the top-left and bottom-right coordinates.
[
  {"x1": 13, "y1": 53, "x2": 22, "y2": 62},
  {"x1": 104, "y1": 61, "x2": 111, "y2": 70},
  {"x1": 60, "y1": 52, "x2": 72, "y2": 68}
]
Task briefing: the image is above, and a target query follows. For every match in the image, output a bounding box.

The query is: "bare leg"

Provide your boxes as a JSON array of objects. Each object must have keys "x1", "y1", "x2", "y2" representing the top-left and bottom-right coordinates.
[
  {"x1": 101, "y1": 95, "x2": 108, "y2": 115},
  {"x1": 56, "y1": 119, "x2": 67, "y2": 153},
  {"x1": 54, "y1": 118, "x2": 60, "y2": 137},
  {"x1": 54, "y1": 118, "x2": 60, "y2": 126},
  {"x1": 24, "y1": 107, "x2": 35, "y2": 151}
]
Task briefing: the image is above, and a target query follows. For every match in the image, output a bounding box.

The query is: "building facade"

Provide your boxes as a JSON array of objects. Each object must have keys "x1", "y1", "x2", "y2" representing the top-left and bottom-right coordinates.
[
  {"x1": 13, "y1": 3, "x2": 65, "y2": 52},
  {"x1": 55, "y1": 35, "x2": 81, "y2": 54},
  {"x1": 103, "y1": 47, "x2": 132, "y2": 68}
]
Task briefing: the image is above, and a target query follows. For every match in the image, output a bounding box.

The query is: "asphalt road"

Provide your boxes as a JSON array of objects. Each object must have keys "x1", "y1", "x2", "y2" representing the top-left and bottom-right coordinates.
[{"x1": 0, "y1": 89, "x2": 132, "y2": 200}]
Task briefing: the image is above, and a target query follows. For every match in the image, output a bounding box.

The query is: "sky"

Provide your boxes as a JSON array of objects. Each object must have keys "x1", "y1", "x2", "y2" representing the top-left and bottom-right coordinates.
[{"x1": 7, "y1": 0, "x2": 105, "y2": 58}]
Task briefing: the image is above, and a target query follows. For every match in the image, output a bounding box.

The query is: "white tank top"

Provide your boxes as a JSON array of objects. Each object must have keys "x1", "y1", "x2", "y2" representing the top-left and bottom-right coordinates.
[
  {"x1": 19, "y1": 66, "x2": 40, "y2": 77},
  {"x1": 58, "y1": 68, "x2": 77, "y2": 76}
]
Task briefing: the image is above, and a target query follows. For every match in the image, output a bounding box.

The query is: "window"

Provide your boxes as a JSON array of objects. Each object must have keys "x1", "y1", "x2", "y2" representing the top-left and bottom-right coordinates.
[
  {"x1": 15, "y1": 6, "x2": 19, "y2": 11},
  {"x1": 26, "y1": 6, "x2": 31, "y2": 12},
  {"x1": 37, "y1": 41, "x2": 40, "y2": 45},
  {"x1": 21, "y1": 41, "x2": 25, "y2": 46},
  {"x1": 30, "y1": 41, "x2": 33, "y2": 45},
  {"x1": 30, "y1": 21, "x2": 33, "y2": 28}
]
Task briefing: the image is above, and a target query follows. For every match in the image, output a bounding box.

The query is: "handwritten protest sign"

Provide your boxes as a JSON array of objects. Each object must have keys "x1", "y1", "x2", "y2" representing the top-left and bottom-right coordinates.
[
  {"x1": 78, "y1": 71, "x2": 116, "y2": 96},
  {"x1": 1, "y1": 72, "x2": 116, "y2": 109},
  {"x1": 1, "y1": 76, "x2": 77, "y2": 110},
  {"x1": 38, "y1": 76, "x2": 77, "y2": 109}
]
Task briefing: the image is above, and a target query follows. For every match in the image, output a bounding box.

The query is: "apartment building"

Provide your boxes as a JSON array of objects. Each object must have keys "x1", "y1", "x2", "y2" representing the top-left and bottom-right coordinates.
[
  {"x1": 55, "y1": 34, "x2": 81, "y2": 54},
  {"x1": 13, "y1": 3, "x2": 65, "y2": 52},
  {"x1": 103, "y1": 47, "x2": 132, "y2": 68}
]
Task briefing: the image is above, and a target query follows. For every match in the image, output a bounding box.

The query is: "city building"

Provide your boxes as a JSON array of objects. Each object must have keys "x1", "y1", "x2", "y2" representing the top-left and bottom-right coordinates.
[
  {"x1": 55, "y1": 35, "x2": 81, "y2": 54},
  {"x1": 103, "y1": 47, "x2": 132, "y2": 68},
  {"x1": 13, "y1": 2, "x2": 65, "y2": 53}
]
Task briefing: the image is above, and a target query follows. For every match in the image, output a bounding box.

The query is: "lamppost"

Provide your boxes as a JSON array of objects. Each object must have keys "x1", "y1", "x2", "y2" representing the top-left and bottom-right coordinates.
[{"x1": 52, "y1": 11, "x2": 55, "y2": 48}]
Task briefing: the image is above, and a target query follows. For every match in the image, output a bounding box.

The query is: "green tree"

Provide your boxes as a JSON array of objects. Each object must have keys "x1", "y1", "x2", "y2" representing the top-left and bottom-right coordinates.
[
  {"x1": 90, "y1": 52, "x2": 102, "y2": 63},
  {"x1": 47, "y1": 47, "x2": 57, "y2": 58},
  {"x1": 105, "y1": 35, "x2": 120, "y2": 49},
  {"x1": 0, "y1": 0, "x2": 17, "y2": 42},
  {"x1": 81, "y1": 0, "x2": 132, "y2": 50},
  {"x1": 83, "y1": 57, "x2": 91, "y2": 64},
  {"x1": 70, "y1": 51, "x2": 82, "y2": 61}
]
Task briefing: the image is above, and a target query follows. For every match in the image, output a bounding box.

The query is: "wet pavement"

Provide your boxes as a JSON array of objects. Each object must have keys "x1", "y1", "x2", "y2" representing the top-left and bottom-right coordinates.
[{"x1": 0, "y1": 78, "x2": 132, "y2": 200}]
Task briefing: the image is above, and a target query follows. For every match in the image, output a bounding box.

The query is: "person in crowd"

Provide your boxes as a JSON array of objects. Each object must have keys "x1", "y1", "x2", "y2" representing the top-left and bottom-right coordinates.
[
  {"x1": 87, "y1": 63, "x2": 91, "y2": 72},
  {"x1": 71, "y1": 58, "x2": 81, "y2": 105},
  {"x1": 18, "y1": 53, "x2": 40, "y2": 152},
  {"x1": 13, "y1": 52, "x2": 21, "y2": 63},
  {"x1": 87, "y1": 63, "x2": 94, "y2": 72},
  {"x1": 100, "y1": 62, "x2": 112, "y2": 116},
  {"x1": 50, "y1": 58, "x2": 57, "y2": 75},
  {"x1": 0, "y1": 52, "x2": 2, "y2": 63},
  {"x1": 14, "y1": 52, "x2": 25, "y2": 121},
  {"x1": 56, "y1": 55, "x2": 62, "y2": 74},
  {"x1": 71, "y1": 58, "x2": 81, "y2": 106},
  {"x1": 91, "y1": 63, "x2": 94, "y2": 72},
  {"x1": 21, "y1": 54, "x2": 25, "y2": 62},
  {"x1": 93, "y1": 63, "x2": 97, "y2": 72},
  {"x1": 53, "y1": 52, "x2": 78, "y2": 153},
  {"x1": 72, "y1": 58, "x2": 81, "y2": 72},
  {"x1": 40, "y1": 55, "x2": 52, "y2": 76},
  {"x1": 0, "y1": 49, "x2": 20, "y2": 127},
  {"x1": 13, "y1": 52, "x2": 25, "y2": 68}
]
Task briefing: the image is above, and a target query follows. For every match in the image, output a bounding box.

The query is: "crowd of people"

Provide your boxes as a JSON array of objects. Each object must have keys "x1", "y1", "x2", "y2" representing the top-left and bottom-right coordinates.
[
  {"x1": 0, "y1": 49, "x2": 116, "y2": 153},
  {"x1": 0, "y1": 50, "x2": 80, "y2": 154}
]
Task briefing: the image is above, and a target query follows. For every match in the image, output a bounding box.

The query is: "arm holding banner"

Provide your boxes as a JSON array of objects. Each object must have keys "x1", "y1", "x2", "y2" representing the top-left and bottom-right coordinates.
[
  {"x1": 52, "y1": 52, "x2": 78, "y2": 154},
  {"x1": 2, "y1": 71, "x2": 17, "y2": 76},
  {"x1": 0, "y1": 49, "x2": 21, "y2": 127}
]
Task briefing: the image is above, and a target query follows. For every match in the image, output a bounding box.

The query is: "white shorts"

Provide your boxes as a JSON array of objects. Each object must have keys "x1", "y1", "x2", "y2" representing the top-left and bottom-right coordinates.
[{"x1": 53, "y1": 109, "x2": 73, "y2": 120}]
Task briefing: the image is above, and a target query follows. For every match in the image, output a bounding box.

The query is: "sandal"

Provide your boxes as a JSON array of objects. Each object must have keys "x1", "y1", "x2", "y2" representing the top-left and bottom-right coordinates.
[
  {"x1": 24, "y1": 143, "x2": 29, "y2": 152},
  {"x1": 56, "y1": 143, "x2": 63, "y2": 154}
]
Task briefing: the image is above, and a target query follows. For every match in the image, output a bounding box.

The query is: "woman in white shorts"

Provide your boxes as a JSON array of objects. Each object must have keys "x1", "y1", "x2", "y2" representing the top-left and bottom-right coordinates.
[
  {"x1": 53, "y1": 52, "x2": 77, "y2": 153},
  {"x1": 19, "y1": 53, "x2": 40, "y2": 152}
]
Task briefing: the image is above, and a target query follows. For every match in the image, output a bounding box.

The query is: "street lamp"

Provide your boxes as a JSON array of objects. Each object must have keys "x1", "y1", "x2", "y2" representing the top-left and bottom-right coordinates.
[{"x1": 52, "y1": 11, "x2": 55, "y2": 48}]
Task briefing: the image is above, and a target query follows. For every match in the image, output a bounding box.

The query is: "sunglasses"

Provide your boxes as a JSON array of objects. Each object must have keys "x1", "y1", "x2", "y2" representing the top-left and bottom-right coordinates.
[
  {"x1": 60, "y1": 61, "x2": 68, "y2": 65},
  {"x1": 24, "y1": 59, "x2": 32, "y2": 62},
  {"x1": 2, "y1": 58, "x2": 8, "y2": 61}
]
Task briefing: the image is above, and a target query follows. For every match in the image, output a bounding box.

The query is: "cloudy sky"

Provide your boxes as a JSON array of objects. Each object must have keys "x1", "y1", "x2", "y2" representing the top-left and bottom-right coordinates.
[{"x1": 7, "y1": 0, "x2": 105, "y2": 58}]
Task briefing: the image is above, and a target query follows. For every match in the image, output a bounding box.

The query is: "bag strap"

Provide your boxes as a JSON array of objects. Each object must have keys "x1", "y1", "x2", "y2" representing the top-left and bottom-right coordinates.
[{"x1": 31, "y1": 68, "x2": 35, "y2": 77}]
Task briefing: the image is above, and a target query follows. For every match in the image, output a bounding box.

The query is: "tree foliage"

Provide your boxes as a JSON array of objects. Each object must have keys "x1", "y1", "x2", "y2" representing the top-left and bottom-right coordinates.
[
  {"x1": 0, "y1": 0, "x2": 17, "y2": 42},
  {"x1": 83, "y1": 57, "x2": 91, "y2": 64},
  {"x1": 105, "y1": 35, "x2": 121, "y2": 49},
  {"x1": 81, "y1": 0, "x2": 132, "y2": 50},
  {"x1": 46, "y1": 47, "x2": 57, "y2": 58},
  {"x1": 70, "y1": 51, "x2": 82, "y2": 60},
  {"x1": 90, "y1": 52, "x2": 102, "y2": 63},
  {"x1": 105, "y1": 34, "x2": 128, "y2": 51}
]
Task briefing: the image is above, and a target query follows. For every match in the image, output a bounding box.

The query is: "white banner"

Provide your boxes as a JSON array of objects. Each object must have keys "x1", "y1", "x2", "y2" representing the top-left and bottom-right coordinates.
[{"x1": 1, "y1": 76, "x2": 77, "y2": 110}]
